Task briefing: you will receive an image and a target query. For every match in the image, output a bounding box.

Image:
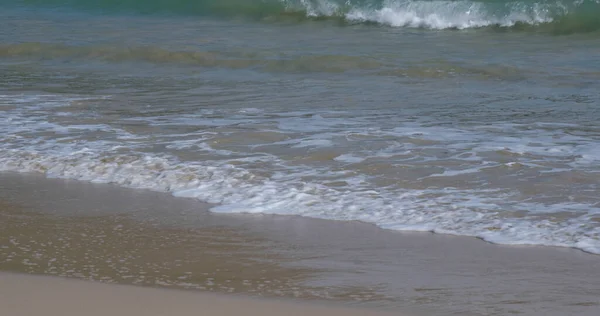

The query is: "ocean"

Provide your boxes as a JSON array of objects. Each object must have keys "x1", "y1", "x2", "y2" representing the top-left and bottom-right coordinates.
[{"x1": 1, "y1": 0, "x2": 600, "y2": 255}]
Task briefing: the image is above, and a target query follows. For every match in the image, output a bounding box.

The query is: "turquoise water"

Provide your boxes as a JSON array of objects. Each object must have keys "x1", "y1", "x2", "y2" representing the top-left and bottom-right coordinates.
[
  {"x1": 1, "y1": 1, "x2": 600, "y2": 254},
  {"x1": 6, "y1": 0, "x2": 600, "y2": 33}
]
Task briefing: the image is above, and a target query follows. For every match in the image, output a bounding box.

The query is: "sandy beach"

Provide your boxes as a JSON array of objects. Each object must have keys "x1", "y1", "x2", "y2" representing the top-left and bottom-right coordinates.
[
  {"x1": 2, "y1": 172, "x2": 600, "y2": 316},
  {"x1": 1, "y1": 271, "x2": 404, "y2": 316},
  {"x1": 3, "y1": 2, "x2": 600, "y2": 315},
  {"x1": 0, "y1": 272, "x2": 400, "y2": 316}
]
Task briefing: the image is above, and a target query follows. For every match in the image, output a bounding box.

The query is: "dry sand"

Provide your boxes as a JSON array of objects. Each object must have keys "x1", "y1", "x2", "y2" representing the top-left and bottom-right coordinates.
[{"x1": 0, "y1": 272, "x2": 399, "y2": 316}]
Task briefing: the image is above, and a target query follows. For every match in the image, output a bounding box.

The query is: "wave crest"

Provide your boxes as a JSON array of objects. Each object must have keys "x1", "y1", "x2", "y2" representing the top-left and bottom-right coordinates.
[{"x1": 10, "y1": 0, "x2": 600, "y2": 33}]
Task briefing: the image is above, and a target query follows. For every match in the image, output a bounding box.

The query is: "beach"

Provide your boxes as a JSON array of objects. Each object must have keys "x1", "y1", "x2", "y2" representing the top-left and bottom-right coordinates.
[
  {"x1": 2, "y1": 1, "x2": 600, "y2": 315},
  {"x1": 1, "y1": 272, "x2": 401, "y2": 316},
  {"x1": 2, "y1": 172, "x2": 600, "y2": 316}
]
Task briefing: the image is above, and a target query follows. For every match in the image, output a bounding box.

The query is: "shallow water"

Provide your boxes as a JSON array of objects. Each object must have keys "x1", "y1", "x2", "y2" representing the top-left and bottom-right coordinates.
[{"x1": 1, "y1": 1, "x2": 600, "y2": 254}]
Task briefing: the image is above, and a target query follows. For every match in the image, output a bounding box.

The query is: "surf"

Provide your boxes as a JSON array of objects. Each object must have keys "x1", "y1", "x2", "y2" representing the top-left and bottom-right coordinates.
[{"x1": 7, "y1": 0, "x2": 600, "y2": 34}]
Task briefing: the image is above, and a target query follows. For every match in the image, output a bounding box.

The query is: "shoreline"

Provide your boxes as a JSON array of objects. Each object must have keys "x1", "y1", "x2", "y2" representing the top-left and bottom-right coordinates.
[{"x1": 2, "y1": 171, "x2": 600, "y2": 316}]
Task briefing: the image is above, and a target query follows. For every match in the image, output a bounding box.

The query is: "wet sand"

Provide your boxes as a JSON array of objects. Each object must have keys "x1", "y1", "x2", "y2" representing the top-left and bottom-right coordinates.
[{"x1": 1, "y1": 172, "x2": 600, "y2": 316}]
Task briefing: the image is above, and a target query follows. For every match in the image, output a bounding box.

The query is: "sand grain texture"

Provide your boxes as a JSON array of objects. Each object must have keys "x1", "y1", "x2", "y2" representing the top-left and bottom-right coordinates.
[{"x1": 0, "y1": 273, "x2": 399, "y2": 316}]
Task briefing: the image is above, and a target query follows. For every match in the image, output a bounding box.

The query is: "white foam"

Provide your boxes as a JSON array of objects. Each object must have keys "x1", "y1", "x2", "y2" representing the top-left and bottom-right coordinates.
[
  {"x1": 2, "y1": 93, "x2": 600, "y2": 255},
  {"x1": 291, "y1": 139, "x2": 334, "y2": 148},
  {"x1": 334, "y1": 154, "x2": 364, "y2": 163},
  {"x1": 343, "y1": 0, "x2": 554, "y2": 29},
  {"x1": 2, "y1": 145, "x2": 598, "y2": 254}
]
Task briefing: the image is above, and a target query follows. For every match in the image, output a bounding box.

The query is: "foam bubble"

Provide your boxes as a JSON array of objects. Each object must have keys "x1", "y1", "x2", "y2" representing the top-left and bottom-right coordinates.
[
  {"x1": 344, "y1": 0, "x2": 553, "y2": 29},
  {"x1": 1, "y1": 93, "x2": 600, "y2": 255}
]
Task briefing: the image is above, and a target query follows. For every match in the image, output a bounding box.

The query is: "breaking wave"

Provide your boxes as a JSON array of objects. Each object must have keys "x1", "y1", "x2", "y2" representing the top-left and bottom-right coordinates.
[{"x1": 7, "y1": 0, "x2": 600, "y2": 33}]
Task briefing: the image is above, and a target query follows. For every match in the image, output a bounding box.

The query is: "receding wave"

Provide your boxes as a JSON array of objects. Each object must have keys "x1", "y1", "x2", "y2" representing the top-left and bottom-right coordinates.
[{"x1": 8, "y1": 0, "x2": 600, "y2": 33}]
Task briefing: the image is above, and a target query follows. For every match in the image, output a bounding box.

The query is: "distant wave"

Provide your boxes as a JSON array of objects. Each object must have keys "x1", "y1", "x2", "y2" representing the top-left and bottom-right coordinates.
[
  {"x1": 7, "y1": 0, "x2": 600, "y2": 34},
  {"x1": 0, "y1": 42, "x2": 534, "y2": 80}
]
